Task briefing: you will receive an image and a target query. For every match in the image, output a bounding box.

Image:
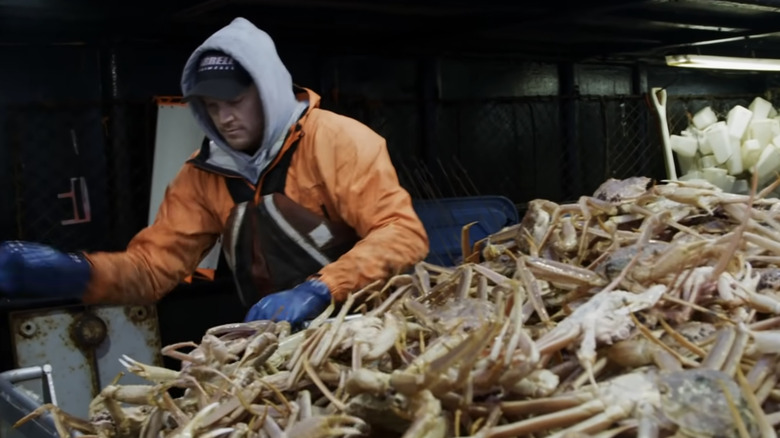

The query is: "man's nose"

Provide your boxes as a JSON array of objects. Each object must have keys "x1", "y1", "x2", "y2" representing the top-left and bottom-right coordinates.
[{"x1": 217, "y1": 107, "x2": 235, "y2": 124}]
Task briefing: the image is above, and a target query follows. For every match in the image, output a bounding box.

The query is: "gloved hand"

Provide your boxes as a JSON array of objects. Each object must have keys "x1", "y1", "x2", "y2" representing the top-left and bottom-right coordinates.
[
  {"x1": 244, "y1": 279, "x2": 331, "y2": 326},
  {"x1": 0, "y1": 241, "x2": 91, "y2": 298}
]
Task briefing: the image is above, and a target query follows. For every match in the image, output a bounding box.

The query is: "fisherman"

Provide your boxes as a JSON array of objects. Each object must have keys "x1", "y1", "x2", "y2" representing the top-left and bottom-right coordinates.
[{"x1": 0, "y1": 17, "x2": 429, "y2": 327}]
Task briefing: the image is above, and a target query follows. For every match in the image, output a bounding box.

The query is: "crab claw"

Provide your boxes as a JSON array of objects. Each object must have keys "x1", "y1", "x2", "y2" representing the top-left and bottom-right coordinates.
[
  {"x1": 286, "y1": 414, "x2": 368, "y2": 437},
  {"x1": 119, "y1": 354, "x2": 180, "y2": 383}
]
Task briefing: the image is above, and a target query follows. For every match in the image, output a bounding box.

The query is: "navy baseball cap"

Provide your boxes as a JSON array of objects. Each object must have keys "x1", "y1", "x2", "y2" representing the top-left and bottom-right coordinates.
[{"x1": 183, "y1": 50, "x2": 253, "y2": 101}]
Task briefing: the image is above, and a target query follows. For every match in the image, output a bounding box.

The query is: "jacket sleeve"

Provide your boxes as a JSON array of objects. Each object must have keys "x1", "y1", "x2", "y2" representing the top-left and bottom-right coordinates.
[
  {"x1": 315, "y1": 119, "x2": 429, "y2": 301},
  {"x1": 81, "y1": 165, "x2": 222, "y2": 304}
]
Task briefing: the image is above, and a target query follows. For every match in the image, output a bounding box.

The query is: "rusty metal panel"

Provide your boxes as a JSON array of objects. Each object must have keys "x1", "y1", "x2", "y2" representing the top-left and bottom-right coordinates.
[
  {"x1": 9, "y1": 306, "x2": 94, "y2": 419},
  {"x1": 8, "y1": 304, "x2": 162, "y2": 421},
  {"x1": 92, "y1": 305, "x2": 163, "y2": 389}
]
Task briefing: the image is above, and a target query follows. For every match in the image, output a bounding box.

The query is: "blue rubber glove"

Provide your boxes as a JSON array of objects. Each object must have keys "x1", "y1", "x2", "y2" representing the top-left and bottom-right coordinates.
[
  {"x1": 0, "y1": 241, "x2": 91, "y2": 298},
  {"x1": 244, "y1": 279, "x2": 332, "y2": 326}
]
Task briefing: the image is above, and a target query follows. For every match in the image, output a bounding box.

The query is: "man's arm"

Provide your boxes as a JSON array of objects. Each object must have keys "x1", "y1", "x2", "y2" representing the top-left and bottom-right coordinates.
[
  {"x1": 315, "y1": 118, "x2": 430, "y2": 302},
  {"x1": 82, "y1": 165, "x2": 223, "y2": 304}
]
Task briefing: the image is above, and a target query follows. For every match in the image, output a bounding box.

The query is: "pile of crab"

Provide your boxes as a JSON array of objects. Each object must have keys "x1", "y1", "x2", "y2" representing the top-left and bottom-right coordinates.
[{"x1": 18, "y1": 175, "x2": 780, "y2": 437}]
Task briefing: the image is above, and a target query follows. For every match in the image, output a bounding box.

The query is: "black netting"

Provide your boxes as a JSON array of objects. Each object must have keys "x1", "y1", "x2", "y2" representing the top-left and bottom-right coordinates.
[
  {"x1": 4, "y1": 101, "x2": 157, "y2": 252},
  {"x1": 8, "y1": 92, "x2": 764, "y2": 249}
]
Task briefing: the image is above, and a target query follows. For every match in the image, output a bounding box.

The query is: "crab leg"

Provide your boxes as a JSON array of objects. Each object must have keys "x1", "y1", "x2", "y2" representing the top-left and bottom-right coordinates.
[
  {"x1": 284, "y1": 414, "x2": 368, "y2": 438},
  {"x1": 766, "y1": 411, "x2": 780, "y2": 427},
  {"x1": 700, "y1": 326, "x2": 738, "y2": 371},
  {"x1": 485, "y1": 398, "x2": 605, "y2": 438},
  {"x1": 736, "y1": 369, "x2": 777, "y2": 438},
  {"x1": 500, "y1": 392, "x2": 591, "y2": 416},
  {"x1": 722, "y1": 325, "x2": 750, "y2": 377},
  {"x1": 524, "y1": 256, "x2": 607, "y2": 288},
  {"x1": 515, "y1": 257, "x2": 550, "y2": 324},
  {"x1": 635, "y1": 399, "x2": 658, "y2": 438},
  {"x1": 13, "y1": 403, "x2": 95, "y2": 437},
  {"x1": 745, "y1": 355, "x2": 775, "y2": 390},
  {"x1": 457, "y1": 264, "x2": 473, "y2": 300},
  {"x1": 547, "y1": 403, "x2": 632, "y2": 438},
  {"x1": 139, "y1": 407, "x2": 164, "y2": 438},
  {"x1": 755, "y1": 373, "x2": 777, "y2": 405},
  {"x1": 390, "y1": 322, "x2": 496, "y2": 396}
]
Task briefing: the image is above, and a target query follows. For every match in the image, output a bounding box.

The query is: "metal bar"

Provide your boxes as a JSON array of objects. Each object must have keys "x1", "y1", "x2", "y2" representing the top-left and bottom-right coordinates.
[
  {"x1": 615, "y1": 7, "x2": 770, "y2": 31},
  {"x1": 0, "y1": 365, "x2": 58, "y2": 406},
  {"x1": 674, "y1": 0, "x2": 780, "y2": 12},
  {"x1": 559, "y1": 62, "x2": 581, "y2": 199},
  {"x1": 581, "y1": 28, "x2": 780, "y2": 59},
  {"x1": 650, "y1": 30, "x2": 780, "y2": 50},
  {"x1": 1, "y1": 367, "x2": 44, "y2": 384},
  {"x1": 0, "y1": 372, "x2": 59, "y2": 438},
  {"x1": 174, "y1": 0, "x2": 540, "y2": 19},
  {"x1": 462, "y1": 0, "x2": 658, "y2": 37}
]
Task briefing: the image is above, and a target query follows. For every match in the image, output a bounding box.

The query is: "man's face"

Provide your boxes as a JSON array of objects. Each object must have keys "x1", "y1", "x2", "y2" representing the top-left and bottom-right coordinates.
[{"x1": 203, "y1": 84, "x2": 264, "y2": 154}]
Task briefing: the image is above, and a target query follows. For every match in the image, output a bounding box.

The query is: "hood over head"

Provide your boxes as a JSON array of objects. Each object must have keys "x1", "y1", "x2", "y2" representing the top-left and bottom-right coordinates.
[{"x1": 181, "y1": 17, "x2": 308, "y2": 182}]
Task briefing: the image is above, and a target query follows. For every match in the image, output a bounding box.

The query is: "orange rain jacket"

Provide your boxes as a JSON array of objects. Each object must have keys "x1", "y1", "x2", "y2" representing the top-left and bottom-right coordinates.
[{"x1": 81, "y1": 18, "x2": 429, "y2": 305}]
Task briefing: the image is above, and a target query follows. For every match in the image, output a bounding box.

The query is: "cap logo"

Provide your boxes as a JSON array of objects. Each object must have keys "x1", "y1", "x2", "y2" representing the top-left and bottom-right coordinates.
[{"x1": 199, "y1": 55, "x2": 237, "y2": 72}]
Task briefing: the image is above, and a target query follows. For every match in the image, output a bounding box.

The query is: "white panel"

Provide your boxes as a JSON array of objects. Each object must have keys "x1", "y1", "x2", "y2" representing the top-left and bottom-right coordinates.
[
  {"x1": 148, "y1": 104, "x2": 204, "y2": 226},
  {"x1": 149, "y1": 104, "x2": 221, "y2": 270}
]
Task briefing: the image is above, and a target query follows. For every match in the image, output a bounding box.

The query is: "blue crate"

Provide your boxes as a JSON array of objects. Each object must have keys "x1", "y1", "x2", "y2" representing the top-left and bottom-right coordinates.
[{"x1": 413, "y1": 196, "x2": 519, "y2": 267}]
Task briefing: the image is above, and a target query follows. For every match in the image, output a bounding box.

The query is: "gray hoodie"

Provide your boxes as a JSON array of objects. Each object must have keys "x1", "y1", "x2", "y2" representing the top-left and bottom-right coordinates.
[{"x1": 180, "y1": 17, "x2": 309, "y2": 183}]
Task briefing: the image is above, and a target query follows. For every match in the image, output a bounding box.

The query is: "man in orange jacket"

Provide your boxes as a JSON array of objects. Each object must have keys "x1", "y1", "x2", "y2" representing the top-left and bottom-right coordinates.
[{"x1": 0, "y1": 17, "x2": 429, "y2": 327}]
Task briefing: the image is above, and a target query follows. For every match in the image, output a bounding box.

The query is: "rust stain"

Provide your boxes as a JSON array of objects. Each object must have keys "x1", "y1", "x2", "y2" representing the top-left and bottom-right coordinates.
[
  {"x1": 69, "y1": 313, "x2": 108, "y2": 349},
  {"x1": 67, "y1": 312, "x2": 107, "y2": 398},
  {"x1": 9, "y1": 306, "x2": 103, "y2": 398},
  {"x1": 124, "y1": 305, "x2": 165, "y2": 367}
]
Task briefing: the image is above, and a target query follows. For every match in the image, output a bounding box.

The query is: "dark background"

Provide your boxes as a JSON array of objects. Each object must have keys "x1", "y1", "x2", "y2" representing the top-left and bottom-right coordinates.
[{"x1": 2, "y1": 0, "x2": 780, "y2": 371}]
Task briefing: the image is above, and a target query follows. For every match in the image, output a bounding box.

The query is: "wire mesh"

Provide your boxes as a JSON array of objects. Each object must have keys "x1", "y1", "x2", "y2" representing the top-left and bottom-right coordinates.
[
  {"x1": 434, "y1": 98, "x2": 566, "y2": 203},
  {"x1": 323, "y1": 94, "x2": 669, "y2": 206},
  {"x1": 4, "y1": 101, "x2": 156, "y2": 252},
  {"x1": 5, "y1": 91, "x2": 771, "y2": 253},
  {"x1": 321, "y1": 97, "x2": 423, "y2": 165},
  {"x1": 602, "y1": 97, "x2": 656, "y2": 182}
]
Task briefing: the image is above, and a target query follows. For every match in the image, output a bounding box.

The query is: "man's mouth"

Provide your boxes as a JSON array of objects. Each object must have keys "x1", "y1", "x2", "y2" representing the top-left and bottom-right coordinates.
[{"x1": 224, "y1": 129, "x2": 242, "y2": 137}]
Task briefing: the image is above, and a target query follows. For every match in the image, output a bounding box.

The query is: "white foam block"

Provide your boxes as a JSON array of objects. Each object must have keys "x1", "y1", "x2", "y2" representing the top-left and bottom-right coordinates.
[
  {"x1": 749, "y1": 96, "x2": 773, "y2": 120},
  {"x1": 732, "y1": 179, "x2": 750, "y2": 194},
  {"x1": 702, "y1": 167, "x2": 730, "y2": 191},
  {"x1": 726, "y1": 137, "x2": 743, "y2": 175},
  {"x1": 755, "y1": 143, "x2": 780, "y2": 183},
  {"x1": 726, "y1": 105, "x2": 753, "y2": 140},
  {"x1": 700, "y1": 154, "x2": 717, "y2": 169},
  {"x1": 693, "y1": 106, "x2": 718, "y2": 130},
  {"x1": 678, "y1": 154, "x2": 699, "y2": 175},
  {"x1": 682, "y1": 127, "x2": 710, "y2": 154},
  {"x1": 742, "y1": 139, "x2": 763, "y2": 170},
  {"x1": 723, "y1": 175, "x2": 736, "y2": 193},
  {"x1": 705, "y1": 122, "x2": 732, "y2": 164},
  {"x1": 670, "y1": 134, "x2": 698, "y2": 157},
  {"x1": 679, "y1": 170, "x2": 704, "y2": 182},
  {"x1": 749, "y1": 119, "x2": 778, "y2": 148}
]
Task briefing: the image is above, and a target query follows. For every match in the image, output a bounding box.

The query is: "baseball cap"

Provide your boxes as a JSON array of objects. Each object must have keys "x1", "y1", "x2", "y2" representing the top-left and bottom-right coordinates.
[{"x1": 183, "y1": 50, "x2": 253, "y2": 101}]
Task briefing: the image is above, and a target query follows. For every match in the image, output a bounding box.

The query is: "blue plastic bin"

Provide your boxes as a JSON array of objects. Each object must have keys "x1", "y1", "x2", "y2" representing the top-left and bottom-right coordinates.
[{"x1": 412, "y1": 196, "x2": 519, "y2": 266}]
